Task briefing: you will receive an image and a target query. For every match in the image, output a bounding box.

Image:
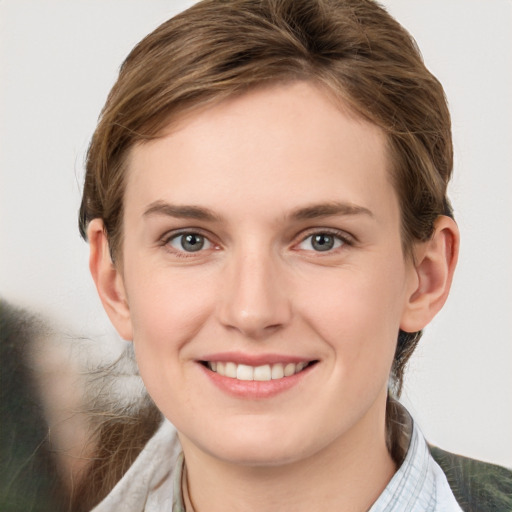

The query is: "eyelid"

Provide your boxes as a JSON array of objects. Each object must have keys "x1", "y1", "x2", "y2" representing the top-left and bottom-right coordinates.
[
  {"x1": 160, "y1": 228, "x2": 220, "y2": 255},
  {"x1": 158, "y1": 226, "x2": 354, "y2": 255},
  {"x1": 293, "y1": 227, "x2": 355, "y2": 251},
  {"x1": 170, "y1": 233, "x2": 213, "y2": 250}
]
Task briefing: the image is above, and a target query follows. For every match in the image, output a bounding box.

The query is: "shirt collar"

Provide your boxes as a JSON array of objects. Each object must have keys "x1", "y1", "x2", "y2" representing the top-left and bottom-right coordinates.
[{"x1": 369, "y1": 417, "x2": 438, "y2": 511}]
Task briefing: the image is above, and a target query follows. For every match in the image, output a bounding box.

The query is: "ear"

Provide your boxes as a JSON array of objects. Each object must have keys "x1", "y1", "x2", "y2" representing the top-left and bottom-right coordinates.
[
  {"x1": 87, "y1": 219, "x2": 133, "y2": 340},
  {"x1": 400, "y1": 216, "x2": 459, "y2": 333}
]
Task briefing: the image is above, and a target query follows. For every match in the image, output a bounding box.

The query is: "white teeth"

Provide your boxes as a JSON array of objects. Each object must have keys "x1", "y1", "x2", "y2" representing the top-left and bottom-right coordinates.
[
  {"x1": 271, "y1": 363, "x2": 284, "y2": 379},
  {"x1": 253, "y1": 364, "x2": 271, "y2": 381},
  {"x1": 225, "y1": 362, "x2": 237, "y2": 378},
  {"x1": 208, "y1": 361, "x2": 310, "y2": 380},
  {"x1": 236, "y1": 364, "x2": 254, "y2": 381},
  {"x1": 284, "y1": 363, "x2": 296, "y2": 377}
]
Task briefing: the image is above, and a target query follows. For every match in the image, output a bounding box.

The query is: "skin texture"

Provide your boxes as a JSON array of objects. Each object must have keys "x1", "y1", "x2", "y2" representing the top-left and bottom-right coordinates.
[{"x1": 88, "y1": 81, "x2": 458, "y2": 511}]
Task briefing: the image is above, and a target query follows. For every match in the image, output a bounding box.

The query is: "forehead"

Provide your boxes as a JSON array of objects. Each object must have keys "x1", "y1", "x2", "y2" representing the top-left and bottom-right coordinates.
[{"x1": 124, "y1": 81, "x2": 397, "y2": 224}]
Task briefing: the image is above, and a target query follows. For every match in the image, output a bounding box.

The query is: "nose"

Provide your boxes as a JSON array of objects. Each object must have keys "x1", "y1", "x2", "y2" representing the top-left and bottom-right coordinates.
[{"x1": 217, "y1": 247, "x2": 292, "y2": 340}]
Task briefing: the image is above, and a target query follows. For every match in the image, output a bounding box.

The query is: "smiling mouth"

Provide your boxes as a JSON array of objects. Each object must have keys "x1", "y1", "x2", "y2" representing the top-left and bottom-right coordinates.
[{"x1": 201, "y1": 361, "x2": 318, "y2": 381}]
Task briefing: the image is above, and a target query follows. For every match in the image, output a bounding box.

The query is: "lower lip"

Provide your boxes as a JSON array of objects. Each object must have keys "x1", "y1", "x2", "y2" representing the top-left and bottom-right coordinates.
[{"x1": 198, "y1": 363, "x2": 316, "y2": 399}]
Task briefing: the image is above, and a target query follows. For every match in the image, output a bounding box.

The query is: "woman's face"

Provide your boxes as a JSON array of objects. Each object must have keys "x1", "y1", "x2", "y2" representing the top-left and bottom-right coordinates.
[{"x1": 118, "y1": 81, "x2": 418, "y2": 466}]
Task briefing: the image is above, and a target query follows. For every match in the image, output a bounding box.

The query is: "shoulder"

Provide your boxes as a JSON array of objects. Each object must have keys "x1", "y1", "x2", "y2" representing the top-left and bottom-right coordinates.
[{"x1": 429, "y1": 445, "x2": 512, "y2": 512}]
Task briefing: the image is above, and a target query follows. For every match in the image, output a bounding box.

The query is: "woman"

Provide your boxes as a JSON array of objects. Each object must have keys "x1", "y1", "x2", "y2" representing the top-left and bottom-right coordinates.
[{"x1": 77, "y1": 0, "x2": 509, "y2": 510}]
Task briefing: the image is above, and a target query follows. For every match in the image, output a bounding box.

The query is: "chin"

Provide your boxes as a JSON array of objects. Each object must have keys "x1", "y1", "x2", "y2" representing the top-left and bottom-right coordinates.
[
  {"x1": 187, "y1": 417, "x2": 325, "y2": 468},
  {"x1": 209, "y1": 441, "x2": 307, "y2": 468}
]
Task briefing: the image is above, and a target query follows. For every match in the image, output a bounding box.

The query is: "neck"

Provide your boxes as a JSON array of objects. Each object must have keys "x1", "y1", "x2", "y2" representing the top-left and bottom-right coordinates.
[{"x1": 179, "y1": 397, "x2": 396, "y2": 512}]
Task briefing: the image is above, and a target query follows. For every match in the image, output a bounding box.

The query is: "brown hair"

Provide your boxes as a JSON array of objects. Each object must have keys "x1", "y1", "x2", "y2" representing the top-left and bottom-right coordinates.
[{"x1": 78, "y1": 0, "x2": 453, "y2": 502}]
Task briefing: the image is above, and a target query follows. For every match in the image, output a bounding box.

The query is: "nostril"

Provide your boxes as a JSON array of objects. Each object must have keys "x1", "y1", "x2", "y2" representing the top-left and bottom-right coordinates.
[{"x1": 264, "y1": 323, "x2": 284, "y2": 331}]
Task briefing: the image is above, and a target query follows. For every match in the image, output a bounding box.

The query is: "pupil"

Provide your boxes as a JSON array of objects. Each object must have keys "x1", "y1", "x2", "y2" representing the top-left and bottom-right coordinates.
[
  {"x1": 182, "y1": 234, "x2": 204, "y2": 252},
  {"x1": 312, "y1": 234, "x2": 334, "y2": 251}
]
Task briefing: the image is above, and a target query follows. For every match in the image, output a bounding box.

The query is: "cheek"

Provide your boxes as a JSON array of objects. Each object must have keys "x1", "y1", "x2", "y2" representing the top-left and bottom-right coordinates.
[
  {"x1": 125, "y1": 273, "x2": 217, "y2": 419},
  {"x1": 295, "y1": 261, "x2": 408, "y2": 374},
  {"x1": 125, "y1": 258, "x2": 212, "y2": 331},
  {"x1": 123, "y1": 265, "x2": 216, "y2": 378}
]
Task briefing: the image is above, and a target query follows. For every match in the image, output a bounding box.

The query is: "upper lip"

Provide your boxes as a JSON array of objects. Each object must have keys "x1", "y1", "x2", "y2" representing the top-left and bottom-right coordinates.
[{"x1": 198, "y1": 352, "x2": 316, "y2": 366}]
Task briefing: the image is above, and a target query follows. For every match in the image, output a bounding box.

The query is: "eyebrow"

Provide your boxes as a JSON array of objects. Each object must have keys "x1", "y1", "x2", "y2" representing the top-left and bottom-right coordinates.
[
  {"x1": 143, "y1": 200, "x2": 373, "y2": 223},
  {"x1": 289, "y1": 202, "x2": 374, "y2": 221},
  {"x1": 143, "y1": 201, "x2": 221, "y2": 222}
]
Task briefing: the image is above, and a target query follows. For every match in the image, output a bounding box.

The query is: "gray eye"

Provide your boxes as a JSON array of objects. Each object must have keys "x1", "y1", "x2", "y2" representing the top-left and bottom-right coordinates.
[
  {"x1": 170, "y1": 233, "x2": 211, "y2": 252},
  {"x1": 298, "y1": 233, "x2": 344, "y2": 252},
  {"x1": 311, "y1": 234, "x2": 335, "y2": 251}
]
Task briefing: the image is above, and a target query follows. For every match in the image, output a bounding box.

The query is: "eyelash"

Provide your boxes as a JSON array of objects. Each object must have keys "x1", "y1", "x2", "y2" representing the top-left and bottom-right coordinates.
[
  {"x1": 295, "y1": 229, "x2": 354, "y2": 254},
  {"x1": 161, "y1": 230, "x2": 217, "y2": 258},
  {"x1": 160, "y1": 228, "x2": 354, "y2": 258}
]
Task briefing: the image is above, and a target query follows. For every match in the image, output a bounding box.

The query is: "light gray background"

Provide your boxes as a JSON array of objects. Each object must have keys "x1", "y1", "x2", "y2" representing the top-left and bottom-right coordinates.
[{"x1": 1, "y1": 1, "x2": 511, "y2": 468}]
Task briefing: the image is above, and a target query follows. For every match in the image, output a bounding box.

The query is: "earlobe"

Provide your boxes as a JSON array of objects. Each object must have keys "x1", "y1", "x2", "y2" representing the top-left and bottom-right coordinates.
[
  {"x1": 88, "y1": 219, "x2": 133, "y2": 341},
  {"x1": 400, "y1": 216, "x2": 459, "y2": 333}
]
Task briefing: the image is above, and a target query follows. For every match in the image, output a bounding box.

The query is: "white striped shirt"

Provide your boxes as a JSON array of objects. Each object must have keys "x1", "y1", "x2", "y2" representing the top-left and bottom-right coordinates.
[{"x1": 92, "y1": 412, "x2": 462, "y2": 511}]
